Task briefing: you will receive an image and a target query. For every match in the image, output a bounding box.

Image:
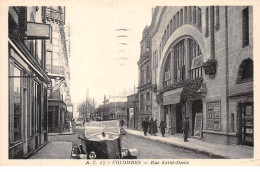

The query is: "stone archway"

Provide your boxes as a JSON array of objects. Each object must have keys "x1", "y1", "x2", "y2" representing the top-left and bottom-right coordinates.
[{"x1": 230, "y1": 45, "x2": 253, "y2": 85}]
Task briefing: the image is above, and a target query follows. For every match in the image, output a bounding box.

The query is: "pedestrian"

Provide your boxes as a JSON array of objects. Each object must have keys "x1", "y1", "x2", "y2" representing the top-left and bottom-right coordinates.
[
  {"x1": 120, "y1": 118, "x2": 124, "y2": 127},
  {"x1": 182, "y1": 117, "x2": 190, "y2": 142},
  {"x1": 142, "y1": 118, "x2": 149, "y2": 136},
  {"x1": 154, "y1": 119, "x2": 158, "y2": 136},
  {"x1": 149, "y1": 118, "x2": 155, "y2": 135},
  {"x1": 159, "y1": 120, "x2": 167, "y2": 137}
]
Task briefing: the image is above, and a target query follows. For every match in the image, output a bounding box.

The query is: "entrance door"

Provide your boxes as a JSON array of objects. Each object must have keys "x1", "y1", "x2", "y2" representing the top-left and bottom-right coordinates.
[
  {"x1": 240, "y1": 103, "x2": 254, "y2": 146},
  {"x1": 192, "y1": 100, "x2": 203, "y2": 136},
  {"x1": 176, "y1": 104, "x2": 182, "y2": 133}
]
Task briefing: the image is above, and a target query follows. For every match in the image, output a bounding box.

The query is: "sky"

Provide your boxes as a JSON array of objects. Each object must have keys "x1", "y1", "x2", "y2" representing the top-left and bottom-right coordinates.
[{"x1": 66, "y1": 4, "x2": 153, "y2": 106}]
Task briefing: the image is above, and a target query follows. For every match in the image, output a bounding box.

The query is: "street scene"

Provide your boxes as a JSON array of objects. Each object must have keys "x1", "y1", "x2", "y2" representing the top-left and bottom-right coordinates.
[{"x1": 7, "y1": 5, "x2": 254, "y2": 161}]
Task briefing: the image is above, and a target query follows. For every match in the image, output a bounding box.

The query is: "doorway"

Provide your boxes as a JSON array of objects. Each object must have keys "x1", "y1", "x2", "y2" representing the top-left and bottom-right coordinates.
[
  {"x1": 239, "y1": 102, "x2": 253, "y2": 146},
  {"x1": 192, "y1": 100, "x2": 203, "y2": 136},
  {"x1": 176, "y1": 104, "x2": 182, "y2": 133}
]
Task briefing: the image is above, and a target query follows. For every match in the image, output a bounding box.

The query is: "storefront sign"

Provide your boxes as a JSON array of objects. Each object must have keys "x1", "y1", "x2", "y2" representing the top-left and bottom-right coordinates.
[
  {"x1": 194, "y1": 113, "x2": 203, "y2": 138},
  {"x1": 163, "y1": 88, "x2": 183, "y2": 105},
  {"x1": 206, "y1": 101, "x2": 221, "y2": 131},
  {"x1": 26, "y1": 22, "x2": 51, "y2": 39}
]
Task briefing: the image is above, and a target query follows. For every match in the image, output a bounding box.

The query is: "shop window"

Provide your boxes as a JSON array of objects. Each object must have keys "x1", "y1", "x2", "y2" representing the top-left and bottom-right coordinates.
[
  {"x1": 13, "y1": 66, "x2": 22, "y2": 142},
  {"x1": 238, "y1": 58, "x2": 253, "y2": 83},
  {"x1": 37, "y1": 40, "x2": 42, "y2": 66},
  {"x1": 242, "y1": 7, "x2": 249, "y2": 47}
]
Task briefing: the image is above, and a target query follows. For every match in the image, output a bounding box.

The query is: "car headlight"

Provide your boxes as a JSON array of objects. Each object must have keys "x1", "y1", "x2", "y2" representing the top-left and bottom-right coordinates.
[
  {"x1": 88, "y1": 151, "x2": 97, "y2": 159},
  {"x1": 121, "y1": 149, "x2": 129, "y2": 157}
]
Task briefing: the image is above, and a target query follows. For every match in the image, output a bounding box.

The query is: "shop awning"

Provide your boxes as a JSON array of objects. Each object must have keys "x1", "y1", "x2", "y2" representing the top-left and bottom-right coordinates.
[{"x1": 163, "y1": 87, "x2": 183, "y2": 105}]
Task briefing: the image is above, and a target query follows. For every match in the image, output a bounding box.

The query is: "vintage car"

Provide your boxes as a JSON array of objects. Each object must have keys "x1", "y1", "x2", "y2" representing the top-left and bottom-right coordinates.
[{"x1": 71, "y1": 120, "x2": 139, "y2": 159}]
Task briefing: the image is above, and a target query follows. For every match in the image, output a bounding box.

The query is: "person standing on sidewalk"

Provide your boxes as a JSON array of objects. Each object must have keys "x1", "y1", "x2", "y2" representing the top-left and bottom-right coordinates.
[
  {"x1": 142, "y1": 118, "x2": 149, "y2": 136},
  {"x1": 159, "y1": 120, "x2": 167, "y2": 137},
  {"x1": 154, "y1": 119, "x2": 158, "y2": 136},
  {"x1": 182, "y1": 117, "x2": 190, "y2": 142},
  {"x1": 149, "y1": 118, "x2": 155, "y2": 135},
  {"x1": 120, "y1": 118, "x2": 124, "y2": 127}
]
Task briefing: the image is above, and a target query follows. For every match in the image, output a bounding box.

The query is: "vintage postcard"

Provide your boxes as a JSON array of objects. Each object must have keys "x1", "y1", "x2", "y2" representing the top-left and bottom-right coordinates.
[{"x1": 0, "y1": 0, "x2": 259, "y2": 166}]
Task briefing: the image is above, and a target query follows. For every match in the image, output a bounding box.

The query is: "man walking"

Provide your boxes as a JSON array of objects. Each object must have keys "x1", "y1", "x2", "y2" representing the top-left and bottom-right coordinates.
[
  {"x1": 159, "y1": 120, "x2": 167, "y2": 137},
  {"x1": 182, "y1": 117, "x2": 190, "y2": 142},
  {"x1": 120, "y1": 118, "x2": 124, "y2": 127},
  {"x1": 142, "y1": 118, "x2": 149, "y2": 136}
]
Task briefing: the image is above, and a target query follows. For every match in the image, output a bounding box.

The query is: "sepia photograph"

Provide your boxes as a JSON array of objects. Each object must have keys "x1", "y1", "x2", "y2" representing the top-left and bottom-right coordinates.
[{"x1": 0, "y1": 0, "x2": 259, "y2": 166}]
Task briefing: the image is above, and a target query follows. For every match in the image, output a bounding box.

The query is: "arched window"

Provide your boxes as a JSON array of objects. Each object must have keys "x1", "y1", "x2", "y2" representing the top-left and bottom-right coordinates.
[
  {"x1": 238, "y1": 58, "x2": 253, "y2": 83},
  {"x1": 189, "y1": 38, "x2": 202, "y2": 79},
  {"x1": 162, "y1": 37, "x2": 202, "y2": 88},
  {"x1": 164, "y1": 53, "x2": 171, "y2": 87}
]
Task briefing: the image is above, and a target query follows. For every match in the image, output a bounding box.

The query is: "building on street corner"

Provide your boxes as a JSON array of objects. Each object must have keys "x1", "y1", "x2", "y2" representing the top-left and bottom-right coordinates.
[
  {"x1": 141, "y1": 6, "x2": 253, "y2": 146},
  {"x1": 44, "y1": 6, "x2": 72, "y2": 133},
  {"x1": 8, "y1": 6, "x2": 51, "y2": 158},
  {"x1": 137, "y1": 23, "x2": 154, "y2": 130}
]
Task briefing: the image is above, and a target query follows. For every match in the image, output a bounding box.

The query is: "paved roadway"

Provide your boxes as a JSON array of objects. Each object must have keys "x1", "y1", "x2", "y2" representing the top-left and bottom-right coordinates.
[
  {"x1": 122, "y1": 134, "x2": 212, "y2": 159},
  {"x1": 48, "y1": 128, "x2": 212, "y2": 159}
]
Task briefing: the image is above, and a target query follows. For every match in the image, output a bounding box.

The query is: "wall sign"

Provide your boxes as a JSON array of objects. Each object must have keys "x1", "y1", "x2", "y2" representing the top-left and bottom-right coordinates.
[
  {"x1": 206, "y1": 101, "x2": 221, "y2": 131},
  {"x1": 194, "y1": 113, "x2": 203, "y2": 138}
]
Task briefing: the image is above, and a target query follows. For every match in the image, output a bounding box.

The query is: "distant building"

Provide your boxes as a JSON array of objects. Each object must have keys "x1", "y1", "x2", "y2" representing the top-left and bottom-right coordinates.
[
  {"x1": 8, "y1": 6, "x2": 51, "y2": 158},
  {"x1": 126, "y1": 93, "x2": 139, "y2": 129}
]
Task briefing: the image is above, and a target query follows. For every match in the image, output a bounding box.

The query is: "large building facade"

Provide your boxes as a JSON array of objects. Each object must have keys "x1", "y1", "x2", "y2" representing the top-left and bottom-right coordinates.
[
  {"x1": 44, "y1": 6, "x2": 72, "y2": 133},
  {"x1": 137, "y1": 25, "x2": 153, "y2": 130},
  {"x1": 148, "y1": 6, "x2": 253, "y2": 146},
  {"x1": 8, "y1": 6, "x2": 51, "y2": 158}
]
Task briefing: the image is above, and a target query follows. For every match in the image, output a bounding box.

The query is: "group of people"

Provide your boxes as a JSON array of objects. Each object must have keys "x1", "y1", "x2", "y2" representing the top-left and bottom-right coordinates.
[
  {"x1": 142, "y1": 118, "x2": 167, "y2": 137},
  {"x1": 141, "y1": 116, "x2": 190, "y2": 142}
]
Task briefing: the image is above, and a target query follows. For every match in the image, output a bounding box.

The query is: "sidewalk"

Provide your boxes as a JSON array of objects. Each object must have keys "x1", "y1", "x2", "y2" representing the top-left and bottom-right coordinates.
[
  {"x1": 30, "y1": 141, "x2": 72, "y2": 159},
  {"x1": 48, "y1": 131, "x2": 75, "y2": 136},
  {"x1": 125, "y1": 129, "x2": 253, "y2": 159}
]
